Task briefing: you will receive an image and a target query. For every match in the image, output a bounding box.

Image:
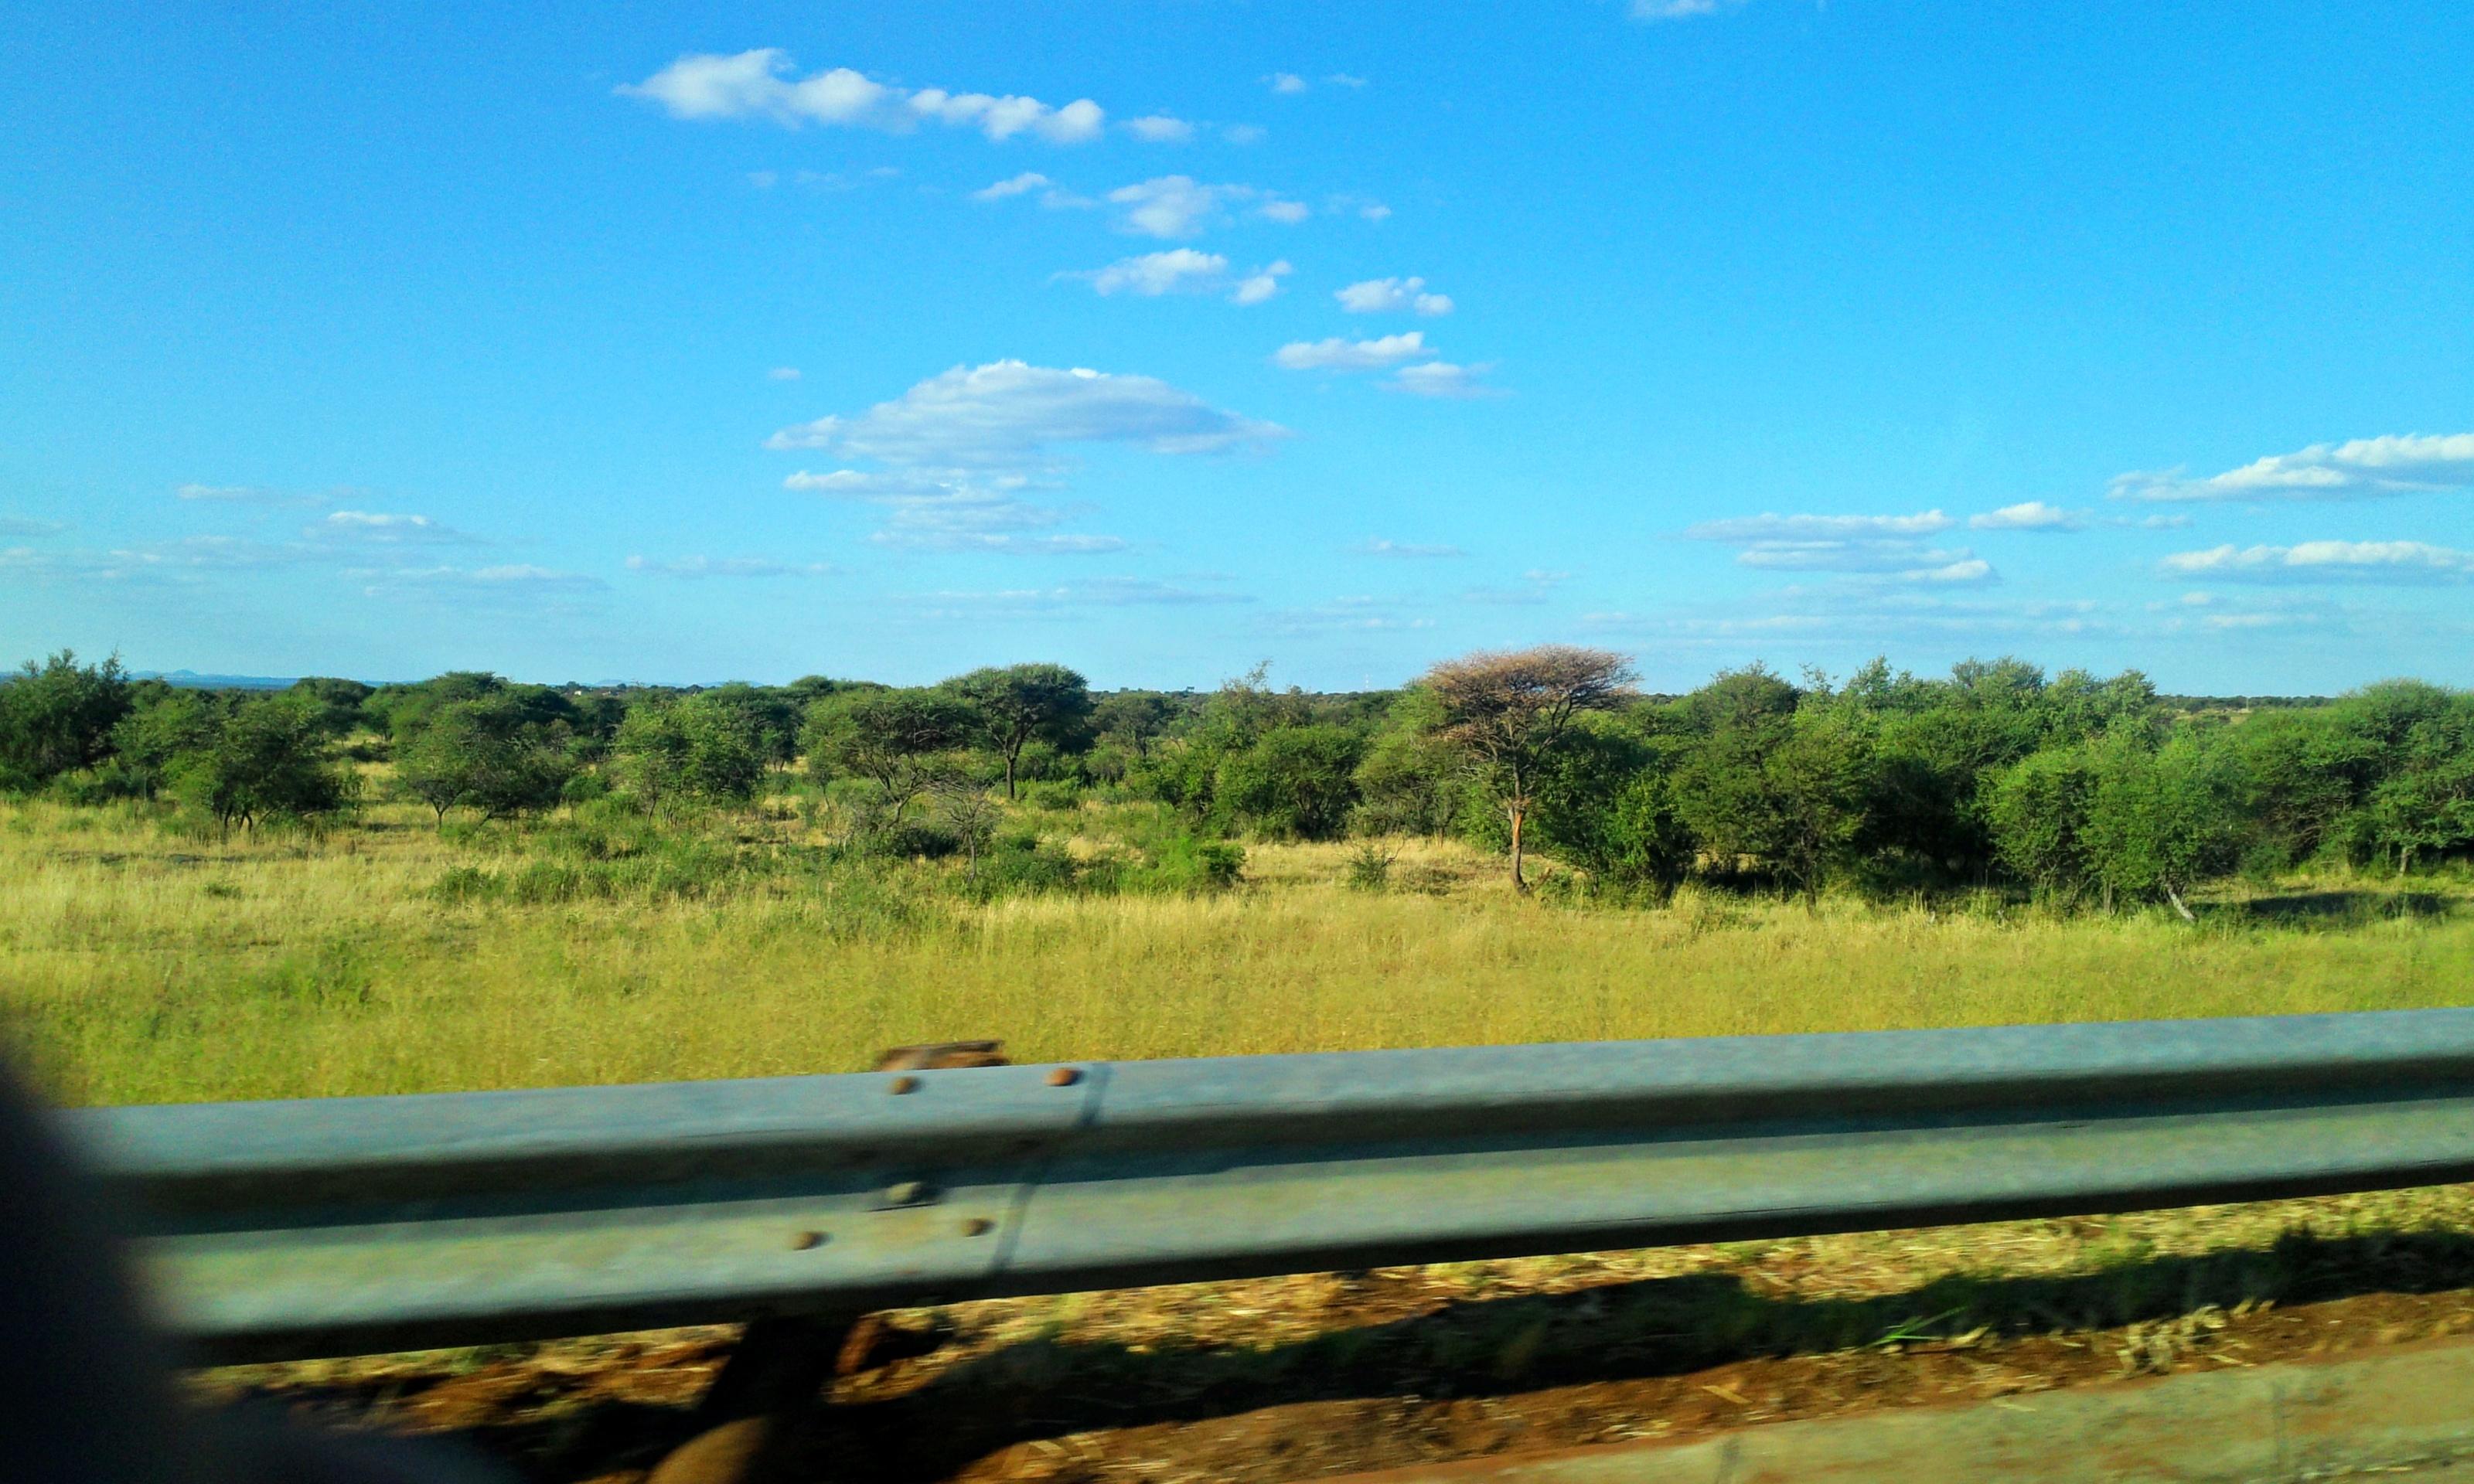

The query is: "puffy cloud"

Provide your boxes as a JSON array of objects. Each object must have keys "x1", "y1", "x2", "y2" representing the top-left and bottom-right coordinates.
[
  {"x1": 1325, "y1": 73, "x2": 1369, "y2": 87},
  {"x1": 767, "y1": 366, "x2": 802, "y2": 381},
  {"x1": 1230, "y1": 260, "x2": 1292, "y2": 305},
  {"x1": 1074, "y1": 249, "x2": 1229, "y2": 297},
  {"x1": 1105, "y1": 176, "x2": 1307, "y2": 237},
  {"x1": 626, "y1": 555, "x2": 835, "y2": 578},
  {"x1": 971, "y1": 172, "x2": 1052, "y2": 201},
  {"x1": 774, "y1": 362, "x2": 1280, "y2": 554},
  {"x1": 1064, "y1": 252, "x2": 1288, "y2": 304},
  {"x1": 1108, "y1": 175, "x2": 1223, "y2": 238},
  {"x1": 1267, "y1": 73, "x2": 1309, "y2": 94},
  {"x1": 2110, "y1": 433, "x2": 2474, "y2": 503},
  {"x1": 2159, "y1": 540, "x2": 2474, "y2": 583},
  {"x1": 1119, "y1": 114, "x2": 1193, "y2": 143},
  {"x1": 1273, "y1": 332, "x2": 1436, "y2": 370},
  {"x1": 1968, "y1": 501, "x2": 2084, "y2": 532},
  {"x1": 619, "y1": 51, "x2": 1106, "y2": 143},
  {"x1": 1354, "y1": 539, "x2": 1466, "y2": 558},
  {"x1": 1335, "y1": 276, "x2": 1453, "y2": 315},
  {"x1": 1385, "y1": 360, "x2": 1498, "y2": 399},
  {"x1": 1222, "y1": 124, "x2": 1266, "y2": 145},
  {"x1": 767, "y1": 360, "x2": 1285, "y2": 467}
]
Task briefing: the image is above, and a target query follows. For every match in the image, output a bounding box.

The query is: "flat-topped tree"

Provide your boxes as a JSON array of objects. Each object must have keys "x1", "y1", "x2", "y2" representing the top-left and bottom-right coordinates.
[
  {"x1": 1421, "y1": 645, "x2": 1638, "y2": 892},
  {"x1": 944, "y1": 663, "x2": 1092, "y2": 800}
]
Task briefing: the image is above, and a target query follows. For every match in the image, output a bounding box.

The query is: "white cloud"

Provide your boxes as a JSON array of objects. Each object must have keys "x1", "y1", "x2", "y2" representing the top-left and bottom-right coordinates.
[
  {"x1": 1633, "y1": 0, "x2": 1750, "y2": 17},
  {"x1": 2110, "y1": 433, "x2": 2474, "y2": 503},
  {"x1": 1969, "y1": 501, "x2": 2084, "y2": 532},
  {"x1": 786, "y1": 468, "x2": 1102, "y2": 551},
  {"x1": 1358, "y1": 202, "x2": 1392, "y2": 222},
  {"x1": 1108, "y1": 175, "x2": 1225, "y2": 238},
  {"x1": 1683, "y1": 511, "x2": 1988, "y2": 584},
  {"x1": 768, "y1": 366, "x2": 802, "y2": 381},
  {"x1": 910, "y1": 577, "x2": 1251, "y2": 615},
  {"x1": 1120, "y1": 114, "x2": 1193, "y2": 143},
  {"x1": 1685, "y1": 511, "x2": 1955, "y2": 542},
  {"x1": 1355, "y1": 539, "x2": 1466, "y2": 558},
  {"x1": 883, "y1": 532, "x2": 1131, "y2": 555},
  {"x1": 1267, "y1": 73, "x2": 1309, "y2": 94},
  {"x1": 1385, "y1": 360, "x2": 1499, "y2": 398},
  {"x1": 971, "y1": 172, "x2": 1052, "y2": 201},
  {"x1": 1229, "y1": 260, "x2": 1291, "y2": 305},
  {"x1": 1335, "y1": 277, "x2": 1453, "y2": 315},
  {"x1": 619, "y1": 51, "x2": 1106, "y2": 143},
  {"x1": 767, "y1": 360, "x2": 1285, "y2": 468},
  {"x1": 1324, "y1": 73, "x2": 1368, "y2": 87},
  {"x1": 1105, "y1": 175, "x2": 1306, "y2": 237},
  {"x1": 175, "y1": 482, "x2": 327, "y2": 508},
  {"x1": 1273, "y1": 332, "x2": 1436, "y2": 370},
  {"x1": 365, "y1": 565, "x2": 607, "y2": 600},
  {"x1": 1261, "y1": 594, "x2": 1437, "y2": 635},
  {"x1": 312, "y1": 511, "x2": 476, "y2": 546},
  {"x1": 1222, "y1": 124, "x2": 1266, "y2": 145},
  {"x1": 627, "y1": 555, "x2": 834, "y2": 578},
  {"x1": 1073, "y1": 249, "x2": 1230, "y2": 297},
  {"x1": 2159, "y1": 539, "x2": 2474, "y2": 583}
]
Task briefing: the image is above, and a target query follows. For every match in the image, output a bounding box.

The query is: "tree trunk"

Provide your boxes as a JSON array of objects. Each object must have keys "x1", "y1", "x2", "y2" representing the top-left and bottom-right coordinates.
[
  {"x1": 1004, "y1": 747, "x2": 1018, "y2": 801},
  {"x1": 1508, "y1": 801, "x2": 1528, "y2": 893}
]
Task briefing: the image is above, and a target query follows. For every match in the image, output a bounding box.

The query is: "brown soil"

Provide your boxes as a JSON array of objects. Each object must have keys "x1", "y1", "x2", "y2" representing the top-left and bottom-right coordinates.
[{"x1": 190, "y1": 1184, "x2": 2474, "y2": 1482}]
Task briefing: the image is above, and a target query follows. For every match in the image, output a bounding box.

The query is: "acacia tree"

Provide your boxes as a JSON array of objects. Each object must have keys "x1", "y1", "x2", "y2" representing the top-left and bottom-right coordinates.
[
  {"x1": 944, "y1": 663, "x2": 1092, "y2": 799},
  {"x1": 1420, "y1": 645, "x2": 1637, "y2": 891},
  {"x1": 801, "y1": 688, "x2": 976, "y2": 822}
]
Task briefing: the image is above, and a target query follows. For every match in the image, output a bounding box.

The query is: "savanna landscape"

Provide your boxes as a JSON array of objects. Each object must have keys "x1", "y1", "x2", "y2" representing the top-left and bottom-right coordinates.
[
  {"x1": 9, "y1": 645, "x2": 2474, "y2": 1479},
  {"x1": 6, "y1": 647, "x2": 2472, "y2": 1108}
]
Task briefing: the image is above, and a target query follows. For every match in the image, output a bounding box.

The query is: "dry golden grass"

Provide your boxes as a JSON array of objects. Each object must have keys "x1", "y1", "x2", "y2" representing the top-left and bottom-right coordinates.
[{"x1": 3, "y1": 798, "x2": 2470, "y2": 1107}]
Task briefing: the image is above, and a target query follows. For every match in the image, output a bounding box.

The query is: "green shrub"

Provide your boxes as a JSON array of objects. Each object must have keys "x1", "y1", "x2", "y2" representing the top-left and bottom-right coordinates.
[
  {"x1": 1345, "y1": 842, "x2": 1395, "y2": 892},
  {"x1": 429, "y1": 866, "x2": 504, "y2": 904}
]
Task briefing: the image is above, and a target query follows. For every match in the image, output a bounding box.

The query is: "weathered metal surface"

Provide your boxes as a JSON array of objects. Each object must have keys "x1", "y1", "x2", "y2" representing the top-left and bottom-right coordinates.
[{"x1": 61, "y1": 1009, "x2": 2474, "y2": 1362}]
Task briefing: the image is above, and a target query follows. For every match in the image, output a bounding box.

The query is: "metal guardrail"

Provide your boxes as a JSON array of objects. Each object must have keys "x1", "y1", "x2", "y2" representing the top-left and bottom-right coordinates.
[{"x1": 62, "y1": 1009, "x2": 2474, "y2": 1364}]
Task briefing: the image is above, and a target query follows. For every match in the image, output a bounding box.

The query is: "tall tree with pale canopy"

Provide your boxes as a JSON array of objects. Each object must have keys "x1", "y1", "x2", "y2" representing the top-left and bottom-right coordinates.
[{"x1": 1421, "y1": 645, "x2": 1639, "y2": 892}]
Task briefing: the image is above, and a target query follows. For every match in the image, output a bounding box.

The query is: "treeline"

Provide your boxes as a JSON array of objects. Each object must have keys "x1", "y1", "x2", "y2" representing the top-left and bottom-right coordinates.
[{"x1": 4, "y1": 648, "x2": 2470, "y2": 907}]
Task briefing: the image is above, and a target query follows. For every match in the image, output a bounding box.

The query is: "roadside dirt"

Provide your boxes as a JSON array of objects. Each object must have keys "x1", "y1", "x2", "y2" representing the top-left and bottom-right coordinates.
[{"x1": 189, "y1": 1185, "x2": 2474, "y2": 1483}]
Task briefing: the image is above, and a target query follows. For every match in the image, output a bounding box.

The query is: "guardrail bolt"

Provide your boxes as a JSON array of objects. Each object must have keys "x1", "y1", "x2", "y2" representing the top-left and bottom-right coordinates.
[
  {"x1": 884, "y1": 1180, "x2": 928, "y2": 1206},
  {"x1": 888, "y1": 1075, "x2": 921, "y2": 1094},
  {"x1": 1045, "y1": 1067, "x2": 1082, "y2": 1087},
  {"x1": 788, "y1": 1230, "x2": 826, "y2": 1251},
  {"x1": 960, "y1": 1217, "x2": 995, "y2": 1237}
]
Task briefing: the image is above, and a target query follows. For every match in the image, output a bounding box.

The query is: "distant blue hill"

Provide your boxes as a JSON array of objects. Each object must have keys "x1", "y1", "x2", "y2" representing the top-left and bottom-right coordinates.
[{"x1": 137, "y1": 669, "x2": 302, "y2": 691}]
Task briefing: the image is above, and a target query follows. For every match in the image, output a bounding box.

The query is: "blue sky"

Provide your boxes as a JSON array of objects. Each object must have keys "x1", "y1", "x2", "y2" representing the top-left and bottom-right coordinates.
[{"x1": 4, "y1": 1, "x2": 2470, "y2": 693}]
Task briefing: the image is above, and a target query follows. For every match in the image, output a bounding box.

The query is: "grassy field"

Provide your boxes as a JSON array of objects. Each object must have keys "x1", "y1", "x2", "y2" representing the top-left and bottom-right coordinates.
[{"x1": 5, "y1": 795, "x2": 2472, "y2": 1107}]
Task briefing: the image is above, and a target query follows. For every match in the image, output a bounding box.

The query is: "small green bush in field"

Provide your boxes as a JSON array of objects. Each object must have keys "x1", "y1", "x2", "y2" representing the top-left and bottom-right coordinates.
[
  {"x1": 1017, "y1": 779, "x2": 1083, "y2": 812},
  {"x1": 430, "y1": 866, "x2": 503, "y2": 904},
  {"x1": 1345, "y1": 842, "x2": 1395, "y2": 892}
]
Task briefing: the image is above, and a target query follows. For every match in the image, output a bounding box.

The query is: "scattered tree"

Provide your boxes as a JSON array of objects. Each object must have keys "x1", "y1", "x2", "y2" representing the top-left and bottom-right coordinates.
[
  {"x1": 801, "y1": 688, "x2": 976, "y2": 822},
  {"x1": 1420, "y1": 645, "x2": 1638, "y2": 891},
  {"x1": 946, "y1": 664, "x2": 1092, "y2": 799},
  {"x1": 0, "y1": 651, "x2": 132, "y2": 790}
]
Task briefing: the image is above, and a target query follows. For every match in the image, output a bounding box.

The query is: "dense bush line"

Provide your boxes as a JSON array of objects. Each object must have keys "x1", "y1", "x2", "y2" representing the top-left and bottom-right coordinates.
[{"x1": 5, "y1": 648, "x2": 2469, "y2": 909}]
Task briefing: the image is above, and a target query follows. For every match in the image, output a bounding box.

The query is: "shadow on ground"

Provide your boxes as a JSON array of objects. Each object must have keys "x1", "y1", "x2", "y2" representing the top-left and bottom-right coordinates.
[{"x1": 279, "y1": 1226, "x2": 2474, "y2": 1481}]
